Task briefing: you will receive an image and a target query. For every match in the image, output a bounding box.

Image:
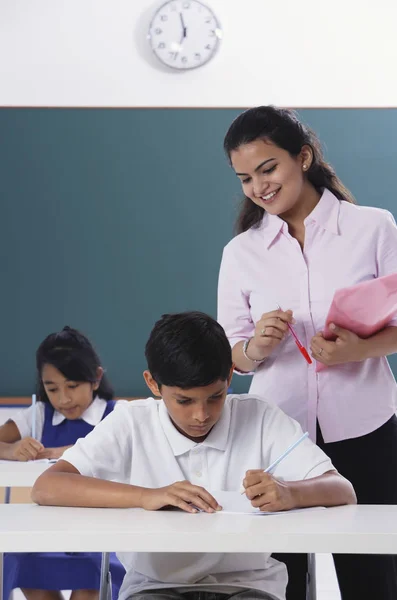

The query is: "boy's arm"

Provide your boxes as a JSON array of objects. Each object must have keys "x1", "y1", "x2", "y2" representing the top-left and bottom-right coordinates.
[
  {"x1": 242, "y1": 469, "x2": 356, "y2": 512},
  {"x1": 32, "y1": 460, "x2": 221, "y2": 513},
  {"x1": 32, "y1": 460, "x2": 147, "y2": 507},
  {"x1": 287, "y1": 470, "x2": 356, "y2": 508}
]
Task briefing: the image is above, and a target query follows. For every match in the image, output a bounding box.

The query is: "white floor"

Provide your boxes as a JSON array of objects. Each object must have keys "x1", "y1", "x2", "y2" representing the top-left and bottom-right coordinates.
[{"x1": 11, "y1": 555, "x2": 340, "y2": 600}]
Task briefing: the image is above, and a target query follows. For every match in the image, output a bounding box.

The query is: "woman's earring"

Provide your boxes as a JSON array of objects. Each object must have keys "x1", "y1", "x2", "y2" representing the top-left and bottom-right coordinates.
[{"x1": 303, "y1": 164, "x2": 308, "y2": 170}]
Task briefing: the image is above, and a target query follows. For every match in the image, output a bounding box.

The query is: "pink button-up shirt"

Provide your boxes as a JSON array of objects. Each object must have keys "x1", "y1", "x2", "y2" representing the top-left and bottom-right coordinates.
[{"x1": 218, "y1": 189, "x2": 397, "y2": 443}]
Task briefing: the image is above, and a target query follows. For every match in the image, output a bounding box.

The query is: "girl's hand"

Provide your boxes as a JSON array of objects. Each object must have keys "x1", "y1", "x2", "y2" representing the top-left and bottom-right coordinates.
[
  {"x1": 310, "y1": 324, "x2": 366, "y2": 366},
  {"x1": 247, "y1": 309, "x2": 295, "y2": 360},
  {"x1": 139, "y1": 481, "x2": 222, "y2": 513},
  {"x1": 36, "y1": 446, "x2": 71, "y2": 460},
  {"x1": 7, "y1": 438, "x2": 44, "y2": 461},
  {"x1": 242, "y1": 470, "x2": 295, "y2": 512}
]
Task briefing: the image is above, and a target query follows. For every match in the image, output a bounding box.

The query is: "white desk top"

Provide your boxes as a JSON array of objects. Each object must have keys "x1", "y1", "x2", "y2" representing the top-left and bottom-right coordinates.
[
  {"x1": 0, "y1": 461, "x2": 51, "y2": 487},
  {"x1": 1, "y1": 504, "x2": 397, "y2": 554}
]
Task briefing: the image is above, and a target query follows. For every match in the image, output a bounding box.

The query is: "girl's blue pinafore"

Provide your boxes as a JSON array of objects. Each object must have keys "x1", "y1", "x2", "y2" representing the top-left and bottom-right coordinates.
[
  {"x1": 4, "y1": 399, "x2": 125, "y2": 599},
  {"x1": 41, "y1": 400, "x2": 114, "y2": 446}
]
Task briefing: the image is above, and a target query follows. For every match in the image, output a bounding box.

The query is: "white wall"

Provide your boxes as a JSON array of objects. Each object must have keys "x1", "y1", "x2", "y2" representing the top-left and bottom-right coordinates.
[{"x1": 0, "y1": 0, "x2": 396, "y2": 107}]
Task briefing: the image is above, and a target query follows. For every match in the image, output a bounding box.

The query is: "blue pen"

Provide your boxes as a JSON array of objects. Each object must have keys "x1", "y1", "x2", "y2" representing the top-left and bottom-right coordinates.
[
  {"x1": 264, "y1": 431, "x2": 309, "y2": 473},
  {"x1": 241, "y1": 431, "x2": 309, "y2": 493},
  {"x1": 31, "y1": 393, "x2": 37, "y2": 439}
]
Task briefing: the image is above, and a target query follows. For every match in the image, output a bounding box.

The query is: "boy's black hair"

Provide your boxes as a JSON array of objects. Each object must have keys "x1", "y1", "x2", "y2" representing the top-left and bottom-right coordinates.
[
  {"x1": 145, "y1": 311, "x2": 232, "y2": 389},
  {"x1": 36, "y1": 326, "x2": 114, "y2": 402}
]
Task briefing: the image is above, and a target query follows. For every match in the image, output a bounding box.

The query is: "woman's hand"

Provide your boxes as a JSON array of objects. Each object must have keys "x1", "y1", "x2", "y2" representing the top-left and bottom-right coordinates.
[
  {"x1": 247, "y1": 309, "x2": 295, "y2": 360},
  {"x1": 310, "y1": 323, "x2": 366, "y2": 366}
]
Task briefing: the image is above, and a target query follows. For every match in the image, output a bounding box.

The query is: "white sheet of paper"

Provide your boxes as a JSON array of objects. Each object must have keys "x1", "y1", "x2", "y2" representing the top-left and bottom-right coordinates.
[{"x1": 210, "y1": 491, "x2": 325, "y2": 515}]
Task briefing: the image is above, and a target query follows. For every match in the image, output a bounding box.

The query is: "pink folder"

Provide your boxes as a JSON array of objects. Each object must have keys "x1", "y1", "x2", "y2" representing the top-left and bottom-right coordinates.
[{"x1": 316, "y1": 272, "x2": 397, "y2": 372}]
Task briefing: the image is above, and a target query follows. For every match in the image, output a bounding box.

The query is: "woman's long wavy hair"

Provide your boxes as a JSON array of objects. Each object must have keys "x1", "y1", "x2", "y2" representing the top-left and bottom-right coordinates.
[{"x1": 224, "y1": 106, "x2": 355, "y2": 234}]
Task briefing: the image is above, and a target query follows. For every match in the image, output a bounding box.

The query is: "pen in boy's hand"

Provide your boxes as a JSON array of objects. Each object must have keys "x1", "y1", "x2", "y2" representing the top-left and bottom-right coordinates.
[{"x1": 240, "y1": 432, "x2": 309, "y2": 494}]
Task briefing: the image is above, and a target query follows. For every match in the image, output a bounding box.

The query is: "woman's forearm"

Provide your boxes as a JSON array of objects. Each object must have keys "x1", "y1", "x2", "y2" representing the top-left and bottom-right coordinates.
[
  {"x1": 361, "y1": 326, "x2": 397, "y2": 360},
  {"x1": 232, "y1": 340, "x2": 266, "y2": 373}
]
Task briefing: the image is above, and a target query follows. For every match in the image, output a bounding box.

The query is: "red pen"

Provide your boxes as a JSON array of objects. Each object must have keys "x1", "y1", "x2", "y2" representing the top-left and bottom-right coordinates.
[{"x1": 277, "y1": 305, "x2": 312, "y2": 365}]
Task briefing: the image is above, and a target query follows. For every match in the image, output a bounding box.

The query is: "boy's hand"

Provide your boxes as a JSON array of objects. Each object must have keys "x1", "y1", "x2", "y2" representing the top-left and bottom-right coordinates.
[
  {"x1": 139, "y1": 481, "x2": 222, "y2": 513},
  {"x1": 242, "y1": 470, "x2": 295, "y2": 512},
  {"x1": 6, "y1": 438, "x2": 44, "y2": 461}
]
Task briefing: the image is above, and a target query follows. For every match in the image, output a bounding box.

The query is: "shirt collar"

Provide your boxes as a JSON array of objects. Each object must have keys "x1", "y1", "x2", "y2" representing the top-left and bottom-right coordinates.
[
  {"x1": 259, "y1": 211, "x2": 285, "y2": 249},
  {"x1": 158, "y1": 398, "x2": 231, "y2": 457},
  {"x1": 303, "y1": 188, "x2": 340, "y2": 234},
  {"x1": 52, "y1": 396, "x2": 107, "y2": 426},
  {"x1": 261, "y1": 188, "x2": 340, "y2": 248}
]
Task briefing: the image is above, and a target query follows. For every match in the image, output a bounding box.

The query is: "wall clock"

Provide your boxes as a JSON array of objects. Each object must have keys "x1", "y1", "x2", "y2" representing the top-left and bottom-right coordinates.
[{"x1": 148, "y1": 1, "x2": 222, "y2": 70}]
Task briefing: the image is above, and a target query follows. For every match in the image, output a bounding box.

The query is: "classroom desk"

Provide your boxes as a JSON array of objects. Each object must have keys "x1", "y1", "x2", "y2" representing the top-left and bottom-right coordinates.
[
  {"x1": 1, "y1": 504, "x2": 397, "y2": 600},
  {"x1": 0, "y1": 461, "x2": 51, "y2": 489},
  {"x1": 0, "y1": 460, "x2": 53, "y2": 504}
]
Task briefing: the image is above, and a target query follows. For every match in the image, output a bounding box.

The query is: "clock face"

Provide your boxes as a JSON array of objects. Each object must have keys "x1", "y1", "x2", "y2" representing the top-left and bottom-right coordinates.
[{"x1": 148, "y1": 0, "x2": 222, "y2": 70}]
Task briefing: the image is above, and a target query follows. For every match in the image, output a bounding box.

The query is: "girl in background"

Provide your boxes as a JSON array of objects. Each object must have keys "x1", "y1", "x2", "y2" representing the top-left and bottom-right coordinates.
[{"x1": 1, "y1": 326, "x2": 125, "y2": 600}]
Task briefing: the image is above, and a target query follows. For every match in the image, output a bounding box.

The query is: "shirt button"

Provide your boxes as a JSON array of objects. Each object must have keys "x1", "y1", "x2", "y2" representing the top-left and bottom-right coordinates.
[{"x1": 195, "y1": 471, "x2": 202, "y2": 477}]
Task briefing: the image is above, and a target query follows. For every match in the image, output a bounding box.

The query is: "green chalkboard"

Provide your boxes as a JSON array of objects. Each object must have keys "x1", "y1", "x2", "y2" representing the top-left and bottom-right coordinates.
[{"x1": 1, "y1": 108, "x2": 397, "y2": 396}]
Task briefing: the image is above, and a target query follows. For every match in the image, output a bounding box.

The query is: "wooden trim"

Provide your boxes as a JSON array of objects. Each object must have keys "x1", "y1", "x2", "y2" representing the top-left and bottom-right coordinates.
[
  {"x1": 0, "y1": 398, "x2": 32, "y2": 406},
  {"x1": 0, "y1": 486, "x2": 32, "y2": 504},
  {"x1": 0, "y1": 397, "x2": 140, "y2": 406}
]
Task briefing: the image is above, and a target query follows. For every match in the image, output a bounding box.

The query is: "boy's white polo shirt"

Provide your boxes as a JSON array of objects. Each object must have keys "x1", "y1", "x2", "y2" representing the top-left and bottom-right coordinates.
[{"x1": 62, "y1": 394, "x2": 335, "y2": 600}]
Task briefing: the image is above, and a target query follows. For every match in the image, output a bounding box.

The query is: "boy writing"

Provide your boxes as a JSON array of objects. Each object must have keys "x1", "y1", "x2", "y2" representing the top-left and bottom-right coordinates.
[{"x1": 33, "y1": 311, "x2": 356, "y2": 600}]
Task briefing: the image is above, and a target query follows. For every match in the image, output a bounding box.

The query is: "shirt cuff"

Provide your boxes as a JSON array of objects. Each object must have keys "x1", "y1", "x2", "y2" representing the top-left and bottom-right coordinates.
[
  {"x1": 233, "y1": 366, "x2": 255, "y2": 376},
  {"x1": 61, "y1": 446, "x2": 95, "y2": 478},
  {"x1": 303, "y1": 459, "x2": 335, "y2": 480}
]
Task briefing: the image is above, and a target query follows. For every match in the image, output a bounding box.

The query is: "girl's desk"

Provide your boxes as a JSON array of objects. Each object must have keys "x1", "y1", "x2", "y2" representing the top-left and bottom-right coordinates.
[
  {"x1": 0, "y1": 461, "x2": 52, "y2": 488},
  {"x1": 0, "y1": 397, "x2": 138, "y2": 504}
]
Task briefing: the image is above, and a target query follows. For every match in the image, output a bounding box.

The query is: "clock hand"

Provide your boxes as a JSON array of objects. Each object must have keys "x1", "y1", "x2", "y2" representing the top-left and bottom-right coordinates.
[{"x1": 179, "y1": 12, "x2": 187, "y2": 44}]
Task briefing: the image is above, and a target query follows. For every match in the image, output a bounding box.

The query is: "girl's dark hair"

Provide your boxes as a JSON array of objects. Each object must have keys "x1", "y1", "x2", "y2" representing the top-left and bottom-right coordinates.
[
  {"x1": 224, "y1": 105, "x2": 355, "y2": 234},
  {"x1": 145, "y1": 311, "x2": 232, "y2": 389},
  {"x1": 36, "y1": 326, "x2": 114, "y2": 403}
]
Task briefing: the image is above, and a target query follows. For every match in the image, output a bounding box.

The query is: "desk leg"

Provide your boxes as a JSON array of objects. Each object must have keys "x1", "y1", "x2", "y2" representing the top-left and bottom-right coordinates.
[
  {"x1": 99, "y1": 552, "x2": 111, "y2": 600},
  {"x1": 2, "y1": 485, "x2": 9, "y2": 600},
  {"x1": 306, "y1": 553, "x2": 317, "y2": 600},
  {"x1": 0, "y1": 551, "x2": 4, "y2": 600},
  {"x1": 2, "y1": 489, "x2": 10, "y2": 600}
]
